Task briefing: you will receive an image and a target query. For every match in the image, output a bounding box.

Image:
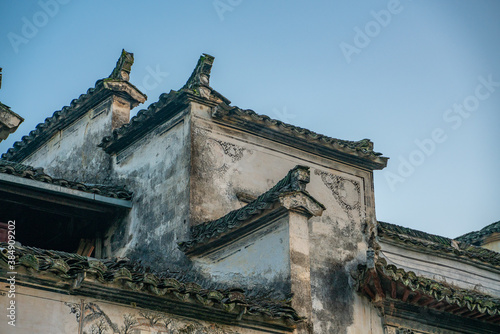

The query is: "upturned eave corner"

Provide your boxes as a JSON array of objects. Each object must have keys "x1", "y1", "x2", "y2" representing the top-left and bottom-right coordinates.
[
  {"x1": 103, "y1": 49, "x2": 147, "y2": 107},
  {"x1": 0, "y1": 102, "x2": 24, "y2": 141},
  {"x1": 356, "y1": 256, "x2": 500, "y2": 326}
]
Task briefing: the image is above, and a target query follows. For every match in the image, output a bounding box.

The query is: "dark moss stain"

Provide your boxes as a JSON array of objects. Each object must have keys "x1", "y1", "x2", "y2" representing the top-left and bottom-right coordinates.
[{"x1": 312, "y1": 262, "x2": 354, "y2": 333}]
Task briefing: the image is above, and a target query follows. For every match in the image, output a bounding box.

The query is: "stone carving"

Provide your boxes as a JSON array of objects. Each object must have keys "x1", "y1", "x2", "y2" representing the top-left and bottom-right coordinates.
[
  {"x1": 198, "y1": 136, "x2": 249, "y2": 174},
  {"x1": 396, "y1": 329, "x2": 416, "y2": 334},
  {"x1": 279, "y1": 191, "x2": 325, "y2": 217},
  {"x1": 315, "y1": 170, "x2": 361, "y2": 220},
  {"x1": 65, "y1": 301, "x2": 241, "y2": 333},
  {"x1": 65, "y1": 302, "x2": 119, "y2": 333},
  {"x1": 214, "y1": 139, "x2": 245, "y2": 163},
  {"x1": 108, "y1": 49, "x2": 134, "y2": 82}
]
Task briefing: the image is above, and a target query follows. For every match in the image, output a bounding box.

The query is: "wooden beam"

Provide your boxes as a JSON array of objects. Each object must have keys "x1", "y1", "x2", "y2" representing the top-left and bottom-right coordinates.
[
  {"x1": 471, "y1": 312, "x2": 487, "y2": 320},
  {"x1": 442, "y1": 304, "x2": 460, "y2": 313},
  {"x1": 454, "y1": 308, "x2": 471, "y2": 316},
  {"x1": 390, "y1": 281, "x2": 397, "y2": 299},
  {"x1": 401, "y1": 289, "x2": 411, "y2": 302},
  {"x1": 462, "y1": 310, "x2": 479, "y2": 318},
  {"x1": 420, "y1": 297, "x2": 435, "y2": 307},
  {"x1": 371, "y1": 269, "x2": 385, "y2": 300},
  {"x1": 410, "y1": 292, "x2": 422, "y2": 305},
  {"x1": 363, "y1": 286, "x2": 375, "y2": 299}
]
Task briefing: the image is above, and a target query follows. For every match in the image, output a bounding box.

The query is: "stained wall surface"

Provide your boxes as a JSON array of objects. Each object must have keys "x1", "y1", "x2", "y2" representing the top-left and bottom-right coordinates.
[{"x1": 189, "y1": 103, "x2": 382, "y2": 333}]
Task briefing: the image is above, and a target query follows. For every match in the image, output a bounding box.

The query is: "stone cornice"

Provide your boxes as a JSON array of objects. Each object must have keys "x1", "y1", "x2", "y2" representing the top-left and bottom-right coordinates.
[
  {"x1": 211, "y1": 104, "x2": 388, "y2": 171},
  {"x1": 0, "y1": 102, "x2": 23, "y2": 141},
  {"x1": 279, "y1": 191, "x2": 325, "y2": 217}
]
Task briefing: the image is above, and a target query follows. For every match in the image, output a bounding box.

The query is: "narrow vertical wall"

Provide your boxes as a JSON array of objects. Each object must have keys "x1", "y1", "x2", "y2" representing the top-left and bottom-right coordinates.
[{"x1": 103, "y1": 108, "x2": 193, "y2": 271}]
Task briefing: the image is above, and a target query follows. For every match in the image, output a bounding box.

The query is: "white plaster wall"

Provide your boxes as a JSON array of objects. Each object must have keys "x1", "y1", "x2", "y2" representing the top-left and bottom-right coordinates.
[
  {"x1": 483, "y1": 239, "x2": 500, "y2": 252},
  {"x1": 347, "y1": 294, "x2": 385, "y2": 334},
  {"x1": 195, "y1": 215, "x2": 291, "y2": 293},
  {"x1": 22, "y1": 98, "x2": 115, "y2": 184}
]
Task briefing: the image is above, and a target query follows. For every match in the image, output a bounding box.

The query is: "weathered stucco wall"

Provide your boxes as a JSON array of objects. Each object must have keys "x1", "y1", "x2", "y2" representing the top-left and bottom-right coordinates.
[
  {"x1": 21, "y1": 97, "x2": 119, "y2": 184},
  {"x1": 195, "y1": 214, "x2": 292, "y2": 295},
  {"x1": 189, "y1": 104, "x2": 382, "y2": 333},
  {"x1": 0, "y1": 285, "x2": 270, "y2": 334},
  {"x1": 106, "y1": 108, "x2": 192, "y2": 271}
]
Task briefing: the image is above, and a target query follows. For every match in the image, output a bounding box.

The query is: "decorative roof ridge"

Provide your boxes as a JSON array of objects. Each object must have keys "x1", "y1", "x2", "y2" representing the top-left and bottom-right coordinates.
[
  {"x1": 181, "y1": 54, "x2": 231, "y2": 105},
  {"x1": 0, "y1": 243, "x2": 303, "y2": 323},
  {"x1": 0, "y1": 159, "x2": 133, "y2": 200},
  {"x1": 108, "y1": 49, "x2": 134, "y2": 81},
  {"x1": 179, "y1": 165, "x2": 317, "y2": 253},
  {"x1": 378, "y1": 221, "x2": 500, "y2": 268},
  {"x1": 212, "y1": 103, "x2": 388, "y2": 169},
  {"x1": 455, "y1": 221, "x2": 500, "y2": 245},
  {"x1": 2, "y1": 50, "x2": 146, "y2": 162},
  {"x1": 359, "y1": 257, "x2": 500, "y2": 316}
]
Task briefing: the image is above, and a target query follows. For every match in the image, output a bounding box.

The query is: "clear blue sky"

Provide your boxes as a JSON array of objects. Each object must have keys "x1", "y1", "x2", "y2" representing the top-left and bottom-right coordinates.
[{"x1": 1, "y1": 0, "x2": 499, "y2": 238}]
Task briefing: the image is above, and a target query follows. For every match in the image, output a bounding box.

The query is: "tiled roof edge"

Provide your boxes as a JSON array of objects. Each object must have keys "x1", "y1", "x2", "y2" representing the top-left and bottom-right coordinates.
[
  {"x1": 0, "y1": 159, "x2": 132, "y2": 200},
  {"x1": 179, "y1": 165, "x2": 313, "y2": 253},
  {"x1": 2, "y1": 50, "x2": 146, "y2": 162},
  {"x1": 0, "y1": 243, "x2": 302, "y2": 323},
  {"x1": 212, "y1": 104, "x2": 388, "y2": 170},
  {"x1": 363, "y1": 258, "x2": 500, "y2": 316},
  {"x1": 455, "y1": 221, "x2": 500, "y2": 245},
  {"x1": 378, "y1": 221, "x2": 500, "y2": 268},
  {"x1": 99, "y1": 90, "x2": 187, "y2": 153}
]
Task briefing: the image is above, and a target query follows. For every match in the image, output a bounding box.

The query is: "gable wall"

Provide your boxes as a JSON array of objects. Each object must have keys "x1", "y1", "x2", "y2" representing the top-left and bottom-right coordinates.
[
  {"x1": 21, "y1": 96, "x2": 119, "y2": 184},
  {"x1": 189, "y1": 103, "x2": 383, "y2": 333}
]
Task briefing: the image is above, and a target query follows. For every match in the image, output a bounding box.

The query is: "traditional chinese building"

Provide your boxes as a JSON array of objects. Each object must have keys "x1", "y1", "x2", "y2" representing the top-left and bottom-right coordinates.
[{"x1": 0, "y1": 51, "x2": 498, "y2": 333}]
